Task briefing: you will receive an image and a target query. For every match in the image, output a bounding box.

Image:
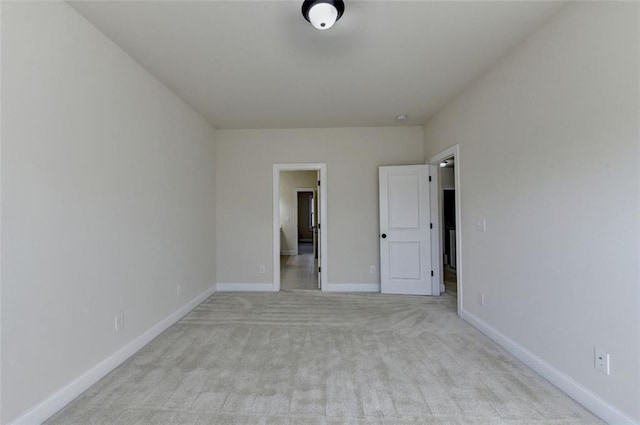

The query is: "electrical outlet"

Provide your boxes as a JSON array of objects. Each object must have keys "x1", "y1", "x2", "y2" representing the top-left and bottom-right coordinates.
[
  {"x1": 370, "y1": 265, "x2": 376, "y2": 274},
  {"x1": 477, "y1": 292, "x2": 485, "y2": 307},
  {"x1": 259, "y1": 265, "x2": 265, "y2": 274},
  {"x1": 114, "y1": 312, "x2": 124, "y2": 332},
  {"x1": 595, "y1": 348, "x2": 610, "y2": 375},
  {"x1": 177, "y1": 284, "x2": 183, "y2": 296}
]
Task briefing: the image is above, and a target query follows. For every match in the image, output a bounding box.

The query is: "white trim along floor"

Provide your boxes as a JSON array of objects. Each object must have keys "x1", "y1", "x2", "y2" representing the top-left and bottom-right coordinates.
[{"x1": 44, "y1": 290, "x2": 603, "y2": 425}]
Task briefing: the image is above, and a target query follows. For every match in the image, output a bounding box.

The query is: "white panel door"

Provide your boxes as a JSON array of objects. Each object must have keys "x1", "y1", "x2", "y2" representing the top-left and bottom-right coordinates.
[{"x1": 379, "y1": 165, "x2": 432, "y2": 295}]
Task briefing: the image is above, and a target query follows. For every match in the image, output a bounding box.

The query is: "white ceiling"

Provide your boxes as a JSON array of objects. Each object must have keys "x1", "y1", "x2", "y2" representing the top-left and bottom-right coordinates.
[{"x1": 69, "y1": 1, "x2": 564, "y2": 129}]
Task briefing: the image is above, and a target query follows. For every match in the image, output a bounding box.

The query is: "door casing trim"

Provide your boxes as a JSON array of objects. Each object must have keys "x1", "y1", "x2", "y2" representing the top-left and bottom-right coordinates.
[{"x1": 427, "y1": 145, "x2": 462, "y2": 314}]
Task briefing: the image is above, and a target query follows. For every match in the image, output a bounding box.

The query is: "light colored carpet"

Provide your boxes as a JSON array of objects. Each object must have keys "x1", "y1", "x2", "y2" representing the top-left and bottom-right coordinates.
[{"x1": 46, "y1": 291, "x2": 603, "y2": 424}]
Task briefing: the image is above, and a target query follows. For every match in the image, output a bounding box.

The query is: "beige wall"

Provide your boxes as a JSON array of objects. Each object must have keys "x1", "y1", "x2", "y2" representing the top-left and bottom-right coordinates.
[
  {"x1": 216, "y1": 127, "x2": 424, "y2": 286},
  {"x1": 279, "y1": 171, "x2": 317, "y2": 255},
  {"x1": 1, "y1": 3, "x2": 217, "y2": 423},
  {"x1": 423, "y1": 2, "x2": 639, "y2": 421}
]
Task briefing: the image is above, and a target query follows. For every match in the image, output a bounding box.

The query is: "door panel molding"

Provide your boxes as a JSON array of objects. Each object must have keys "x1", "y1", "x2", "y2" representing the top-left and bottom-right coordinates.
[{"x1": 379, "y1": 165, "x2": 432, "y2": 295}]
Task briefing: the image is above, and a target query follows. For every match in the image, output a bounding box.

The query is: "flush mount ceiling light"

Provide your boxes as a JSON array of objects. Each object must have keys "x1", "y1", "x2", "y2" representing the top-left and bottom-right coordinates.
[
  {"x1": 440, "y1": 161, "x2": 448, "y2": 167},
  {"x1": 302, "y1": 0, "x2": 345, "y2": 31},
  {"x1": 395, "y1": 114, "x2": 408, "y2": 122}
]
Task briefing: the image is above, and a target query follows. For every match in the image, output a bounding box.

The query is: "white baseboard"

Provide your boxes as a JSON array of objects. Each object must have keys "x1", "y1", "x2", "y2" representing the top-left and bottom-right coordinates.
[
  {"x1": 8, "y1": 284, "x2": 217, "y2": 425},
  {"x1": 460, "y1": 308, "x2": 639, "y2": 425},
  {"x1": 322, "y1": 283, "x2": 381, "y2": 293},
  {"x1": 280, "y1": 250, "x2": 296, "y2": 255},
  {"x1": 216, "y1": 282, "x2": 274, "y2": 292}
]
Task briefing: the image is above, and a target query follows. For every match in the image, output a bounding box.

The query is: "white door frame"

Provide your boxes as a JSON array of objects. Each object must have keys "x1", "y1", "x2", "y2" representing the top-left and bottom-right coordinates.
[
  {"x1": 427, "y1": 145, "x2": 462, "y2": 314},
  {"x1": 293, "y1": 188, "x2": 316, "y2": 253},
  {"x1": 428, "y1": 165, "x2": 441, "y2": 296},
  {"x1": 273, "y1": 163, "x2": 327, "y2": 292}
]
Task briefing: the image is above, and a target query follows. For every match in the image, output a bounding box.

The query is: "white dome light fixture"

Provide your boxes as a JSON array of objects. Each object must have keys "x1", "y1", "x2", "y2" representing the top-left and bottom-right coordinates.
[{"x1": 302, "y1": 0, "x2": 345, "y2": 31}]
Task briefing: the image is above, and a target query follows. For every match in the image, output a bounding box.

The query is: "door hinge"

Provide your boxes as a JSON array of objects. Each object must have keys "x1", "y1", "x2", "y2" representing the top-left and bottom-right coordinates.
[
  {"x1": 317, "y1": 180, "x2": 321, "y2": 186},
  {"x1": 430, "y1": 223, "x2": 433, "y2": 229},
  {"x1": 431, "y1": 270, "x2": 434, "y2": 277},
  {"x1": 318, "y1": 223, "x2": 321, "y2": 230},
  {"x1": 429, "y1": 176, "x2": 432, "y2": 182},
  {"x1": 319, "y1": 267, "x2": 321, "y2": 273}
]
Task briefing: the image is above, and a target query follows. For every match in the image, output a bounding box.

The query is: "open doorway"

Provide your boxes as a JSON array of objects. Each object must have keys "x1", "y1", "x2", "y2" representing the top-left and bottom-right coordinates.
[
  {"x1": 273, "y1": 164, "x2": 327, "y2": 292},
  {"x1": 428, "y1": 145, "x2": 462, "y2": 313},
  {"x1": 296, "y1": 190, "x2": 316, "y2": 255},
  {"x1": 441, "y1": 160, "x2": 457, "y2": 295},
  {"x1": 280, "y1": 181, "x2": 318, "y2": 291}
]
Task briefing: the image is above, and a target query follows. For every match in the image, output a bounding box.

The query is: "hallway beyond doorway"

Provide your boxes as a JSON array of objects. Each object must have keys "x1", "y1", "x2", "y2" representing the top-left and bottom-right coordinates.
[
  {"x1": 273, "y1": 163, "x2": 327, "y2": 292},
  {"x1": 280, "y1": 251, "x2": 318, "y2": 291}
]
